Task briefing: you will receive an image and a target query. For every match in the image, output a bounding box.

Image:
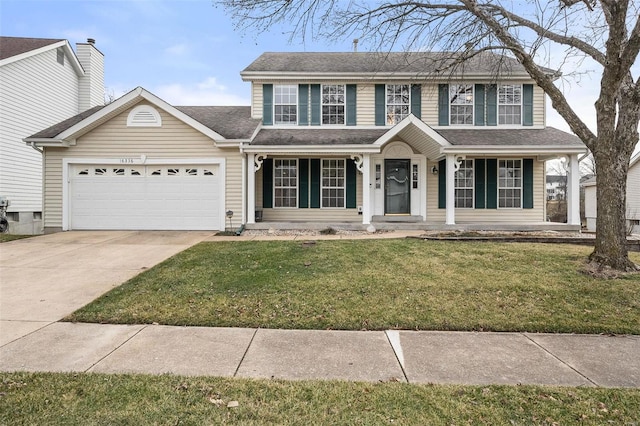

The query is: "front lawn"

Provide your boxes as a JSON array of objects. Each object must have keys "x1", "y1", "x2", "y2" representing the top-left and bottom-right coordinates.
[
  {"x1": 2, "y1": 372, "x2": 639, "y2": 425},
  {"x1": 0, "y1": 234, "x2": 33, "y2": 243},
  {"x1": 66, "y1": 240, "x2": 640, "y2": 334}
]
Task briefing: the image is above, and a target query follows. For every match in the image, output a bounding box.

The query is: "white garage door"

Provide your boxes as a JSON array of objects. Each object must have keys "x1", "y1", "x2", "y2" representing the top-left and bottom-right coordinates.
[{"x1": 69, "y1": 164, "x2": 222, "y2": 230}]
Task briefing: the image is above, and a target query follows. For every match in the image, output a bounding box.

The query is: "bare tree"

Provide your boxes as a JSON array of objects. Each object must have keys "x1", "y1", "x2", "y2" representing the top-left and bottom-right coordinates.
[{"x1": 221, "y1": 0, "x2": 640, "y2": 272}]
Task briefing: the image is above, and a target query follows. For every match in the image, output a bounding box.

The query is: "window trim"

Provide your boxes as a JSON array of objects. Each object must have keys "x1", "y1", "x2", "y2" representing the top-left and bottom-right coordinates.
[
  {"x1": 273, "y1": 158, "x2": 298, "y2": 208},
  {"x1": 449, "y1": 84, "x2": 474, "y2": 126},
  {"x1": 498, "y1": 159, "x2": 523, "y2": 209},
  {"x1": 321, "y1": 84, "x2": 346, "y2": 125},
  {"x1": 273, "y1": 84, "x2": 298, "y2": 125},
  {"x1": 385, "y1": 84, "x2": 411, "y2": 125},
  {"x1": 454, "y1": 159, "x2": 474, "y2": 208},
  {"x1": 320, "y1": 158, "x2": 346, "y2": 209},
  {"x1": 498, "y1": 84, "x2": 523, "y2": 125}
]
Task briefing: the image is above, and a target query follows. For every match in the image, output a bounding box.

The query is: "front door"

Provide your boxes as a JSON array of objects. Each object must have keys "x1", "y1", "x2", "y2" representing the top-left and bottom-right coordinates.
[{"x1": 384, "y1": 159, "x2": 410, "y2": 215}]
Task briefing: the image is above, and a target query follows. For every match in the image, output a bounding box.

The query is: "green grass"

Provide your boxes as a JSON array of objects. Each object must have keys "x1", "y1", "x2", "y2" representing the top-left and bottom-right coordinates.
[
  {"x1": 2, "y1": 372, "x2": 639, "y2": 425},
  {"x1": 0, "y1": 234, "x2": 33, "y2": 243},
  {"x1": 66, "y1": 240, "x2": 640, "y2": 334}
]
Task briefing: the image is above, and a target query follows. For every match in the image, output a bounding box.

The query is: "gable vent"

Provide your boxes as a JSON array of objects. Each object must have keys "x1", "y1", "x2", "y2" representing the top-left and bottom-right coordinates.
[{"x1": 127, "y1": 105, "x2": 162, "y2": 127}]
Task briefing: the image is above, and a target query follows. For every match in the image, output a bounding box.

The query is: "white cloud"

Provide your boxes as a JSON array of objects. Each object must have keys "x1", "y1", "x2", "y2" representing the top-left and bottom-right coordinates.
[{"x1": 154, "y1": 77, "x2": 250, "y2": 106}]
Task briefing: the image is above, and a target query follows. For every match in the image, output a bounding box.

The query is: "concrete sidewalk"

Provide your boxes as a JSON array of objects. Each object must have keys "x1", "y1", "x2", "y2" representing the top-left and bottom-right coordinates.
[{"x1": 1, "y1": 322, "x2": 638, "y2": 387}]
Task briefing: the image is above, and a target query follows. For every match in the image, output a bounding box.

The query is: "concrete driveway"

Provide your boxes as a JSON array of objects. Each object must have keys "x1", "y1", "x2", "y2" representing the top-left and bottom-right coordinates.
[{"x1": 0, "y1": 231, "x2": 213, "y2": 346}]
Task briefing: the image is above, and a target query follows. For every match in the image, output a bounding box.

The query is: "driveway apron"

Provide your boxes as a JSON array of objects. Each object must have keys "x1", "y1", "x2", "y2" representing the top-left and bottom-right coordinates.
[{"x1": 0, "y1": 231, "x2": 213, "y2": 346}]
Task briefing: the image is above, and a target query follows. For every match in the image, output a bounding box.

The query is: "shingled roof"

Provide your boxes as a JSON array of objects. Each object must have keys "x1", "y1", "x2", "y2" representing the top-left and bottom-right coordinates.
[
  {"x1": 436, "y1": 127, "x2": 584, "y2": 147},
  {"x1": 28, "y1": 105, "x2": 260, "y2": 141},
  {"x1": 242, "y1": 51, "x2": 557, "y2": 77},
  {"x1": 251, "y1": 128, "x2": 388, "y2": 146},
  {"x1": 0, "y1": 36, "x2": 64, "y2": 60}
]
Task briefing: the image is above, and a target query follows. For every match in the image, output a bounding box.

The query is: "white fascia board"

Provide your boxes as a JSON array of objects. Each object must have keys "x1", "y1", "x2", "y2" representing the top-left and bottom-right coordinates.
[
  {"x1": 441, "y1": 145, "x2": 588, "y2": 156},
  {"x1": 56, "y1": 87, "x2": 226, "y2": 142},
  {"x1": 630, "y1": 151, "x2": 640, "y2": 168},
  {"x1": 240, "y1": 71, "x2": 534, "y2": 82},
  {"x1": 243, "y1": 145, "x2": 380, "y2": 154},
  {"x1": 22, "y1": 138, "x2": 70, "y2": 147},
  {"x1": 0, "y1": 40, "x2": 84, "y2": 76},
  {"x1": 214, "y1": 140, "x2": 247, "y2": 148},
  {"x1": 374, "y1": 115, "x2": 451, "y2": 147}
]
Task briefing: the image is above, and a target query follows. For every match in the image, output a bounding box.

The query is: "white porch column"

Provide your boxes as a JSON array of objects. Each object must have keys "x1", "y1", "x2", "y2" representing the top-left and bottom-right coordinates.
[
  {"x1": 446, "y1": 154, "x2": 456, "y2": 225},
  {"x1": 567, "y1": 153, "x2": 581, "y2": 225},
  {"x1": 247, "y1": 153, "x2": 256, "y2": 224},
  {"x1": 362, "y1": 154, "x2": 371, "y2": 225}
]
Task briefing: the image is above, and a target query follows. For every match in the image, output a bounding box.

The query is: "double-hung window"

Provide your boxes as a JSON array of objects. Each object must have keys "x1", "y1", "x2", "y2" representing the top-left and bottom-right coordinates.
[
  {"x1": 454, "y1": 159, "x2": 474, "y2": 208},
  {"x1": 274, "y1": 85, "x2": 297, "y2": 125},
  {"x1": 274, "y1": 159, "x2": 297, "y2": 207},
  {"x1": 321, "y1": 159, "x2": 345, "y2": 208},
  {"x1": 498, "y1": 159, "x2": 522, "y2": 208},
  {"x1": 498, "y1": 84, "x2": 522, "y2": 125},
  {"x1": 386, "y1": 84, "x2": 410, "y2": 125},
  {"x1": 449, "y1": 84, "x2": 473, "y2": 125},
  {"x1": 322, "y1": 85, "x2": 345, "y2": 125}
]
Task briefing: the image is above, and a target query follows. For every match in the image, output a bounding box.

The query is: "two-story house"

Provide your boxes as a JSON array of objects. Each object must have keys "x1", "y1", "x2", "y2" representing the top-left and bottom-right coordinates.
[
  {"x1": 0, "y1": 36, "x2": 104, "y2": 233},
  {"x1": 25, "y1": 51, "x2": 586, "y2": 233}
]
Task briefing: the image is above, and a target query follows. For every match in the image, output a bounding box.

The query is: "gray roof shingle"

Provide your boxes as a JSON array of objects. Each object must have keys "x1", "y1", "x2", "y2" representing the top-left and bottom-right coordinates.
[
  {"x1": 0, "y1": 36, "x2": 64, "y2": 60},
  {"x1": 251, "y1": 128, "x2": 388, "y2": 145},
  {"x1": 175, "y1": 106, "x2": 259, "y2": 139},
  {"x1": 436, "y1": 127, "x2": 585, "y2": 146},
  {"x1": 28, "y1": 105, "x2": 260, "y2": 140},
  {"x1": 242, "y1": 51, "x2": 557, "y2": 76}
]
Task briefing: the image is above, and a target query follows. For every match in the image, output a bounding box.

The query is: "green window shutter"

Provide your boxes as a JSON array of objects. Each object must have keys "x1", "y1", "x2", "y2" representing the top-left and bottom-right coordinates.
[
  {"x1": 298, "y1": 85, "x2": 309, "y2": 126},
  {"x1": 438, "y1": 84, "x2": 449, "y2": 126},
  {"x1": 486, "y1": 84, "x2": 497, "y2": 126},
  {"x1": 346, "y1": 159, "x2": 357, "y2": 208},
  {"x1": 411, "y1": 84, "x2": 421, "y2": 119},
  {"x1": 346, "y1": 84, "x2": 357, "y2": 126},
  {"x1": 438, "y1": 159, "x2": 446, "y2": 209},
  {"x1": 375, "y1": 84, "x2": 386, "y2": 126},
  {"x1": 486, "y1": 158, "x2": 497, "y2": 209},
  {"x1": 310, "y1": 84, "x2": 321, "y2": 125},
  {"x1": 262, "y1": 158, "x2": 273, "y2": 208},
  {"x1": 263, "y1": 84, "x2": 273, "y2": 125},
  {"x1": 474, "y1": 84, "x2": 485, "y2": 126},
  {"x1": 523, "y1": 158, "x2": 534, "y2": 209},
  {"x1": 523, "y1": 84, "x2": 534, "y2": 126},
  {"x1": 299, "y1": 159, "x2": 309, "y2": 208},
  {"x1": 474, "y1": 159, "x2": 486, "y2": 209},
  {"x1": 310, "y1": 159, "x2": 321, "y2": 208}
]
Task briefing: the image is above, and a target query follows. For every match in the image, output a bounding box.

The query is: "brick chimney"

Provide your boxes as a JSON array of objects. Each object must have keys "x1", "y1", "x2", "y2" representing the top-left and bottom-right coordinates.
[{"x1": 76, "y1": 38, "x2": 105, "y2": 111}]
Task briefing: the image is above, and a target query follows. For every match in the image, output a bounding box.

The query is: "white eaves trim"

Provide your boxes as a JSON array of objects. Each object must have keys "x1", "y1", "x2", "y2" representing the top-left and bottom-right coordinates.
[
  {"x1": 240, "y1": 71, "x2": 535, "y2": 82},
  {"x1": 243, "y1": 144, "x2": 381, "y2": 154},
  {"x1": 441, "y1": 145, "x2": 588, "y2": 155},
  {"x1": 0, "y1": 40, "x2": 84, "y2": 76},
  {"x1": 54, "y1": 87, "x2": 226, "y2": 142}
]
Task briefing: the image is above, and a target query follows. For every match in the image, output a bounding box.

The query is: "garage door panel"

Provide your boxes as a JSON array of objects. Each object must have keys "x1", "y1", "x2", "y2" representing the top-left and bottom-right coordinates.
[{"x1": 69, "y1": 164, "x2": 222, "y2": 230}]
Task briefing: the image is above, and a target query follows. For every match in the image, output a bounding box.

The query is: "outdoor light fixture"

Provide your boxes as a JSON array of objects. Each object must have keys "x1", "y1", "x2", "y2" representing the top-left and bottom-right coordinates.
[
  {"x1": 431, "y1": 166, "x2": 439, "y2": 175},
  {"x1": 226, "y1": 210, "x2": 234, "y2": 230}
]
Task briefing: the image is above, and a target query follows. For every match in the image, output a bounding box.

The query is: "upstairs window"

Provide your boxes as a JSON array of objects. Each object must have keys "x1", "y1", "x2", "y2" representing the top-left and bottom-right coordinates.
[
  {"x1": 322, "y1": 85, "x2": 345, "y2": 125},
  {"x1": 499, "y1": 85, "x2": 522, "y2": 125},
  {"x1": 454, "y1": 159, "x2": 474, "y2": 208},
  {"x1": 274, "y1": 85, "x2": 297, "y2": 125},
  {"x1": 450, "y1": 84, "x2": 473, "y2": 125},
  {"x1": 386, "y1": 84, "x2": 410, "y2": 125}
]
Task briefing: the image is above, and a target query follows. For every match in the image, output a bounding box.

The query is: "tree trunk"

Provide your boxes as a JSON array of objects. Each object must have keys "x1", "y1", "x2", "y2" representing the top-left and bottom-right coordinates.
[{"x1": 590, "y1": 147, "x2": 638, "y2": 271}]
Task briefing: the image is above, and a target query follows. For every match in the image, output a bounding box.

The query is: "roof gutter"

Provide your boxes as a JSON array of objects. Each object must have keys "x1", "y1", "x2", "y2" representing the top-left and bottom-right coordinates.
[{"x1": 24, "y1": 137, "x2": 70, "y2": 147}]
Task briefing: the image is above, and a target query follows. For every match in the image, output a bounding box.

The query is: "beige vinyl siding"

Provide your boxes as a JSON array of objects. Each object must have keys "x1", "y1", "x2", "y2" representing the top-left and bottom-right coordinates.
[
  {"x1": 249, "y1": 79, "x2": 546, "y2": 128},
  {"x1": 0, "y1": 47, "x2": 81, "y2": 213},
  {"x1": 356, "y1": 84, "x2": 375, "y2": 126},
  {"x1": 43, "y1": 103, "x2": 242, "y2": 229},
  {"x1": 425, "y1": 158, "x2": 546, "y2": 223},
  {"x1": 421, "y1": 84, "x2": 439, "y2": 127},
  {"x1": 255, "y1": 160, "x2": 362, "y2": 222}
]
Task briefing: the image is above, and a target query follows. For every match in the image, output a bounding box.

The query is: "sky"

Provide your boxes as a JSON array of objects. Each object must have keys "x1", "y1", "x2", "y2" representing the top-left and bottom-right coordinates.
[{"x1": 0, "y1": 0, "x2": 612, "y2": 136}]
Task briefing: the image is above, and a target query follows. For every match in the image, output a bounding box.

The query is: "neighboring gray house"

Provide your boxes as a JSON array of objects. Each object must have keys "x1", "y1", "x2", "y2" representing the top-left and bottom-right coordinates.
[
  {"x1": 0, "y1": 36, "x2": 104, "y2": 233},
  {"x1": 26, "y1": 52, "x2": 587, "y2": 233},
  {"x1": 583, "y1": 151, "x2": 640, "y2": 234}
]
